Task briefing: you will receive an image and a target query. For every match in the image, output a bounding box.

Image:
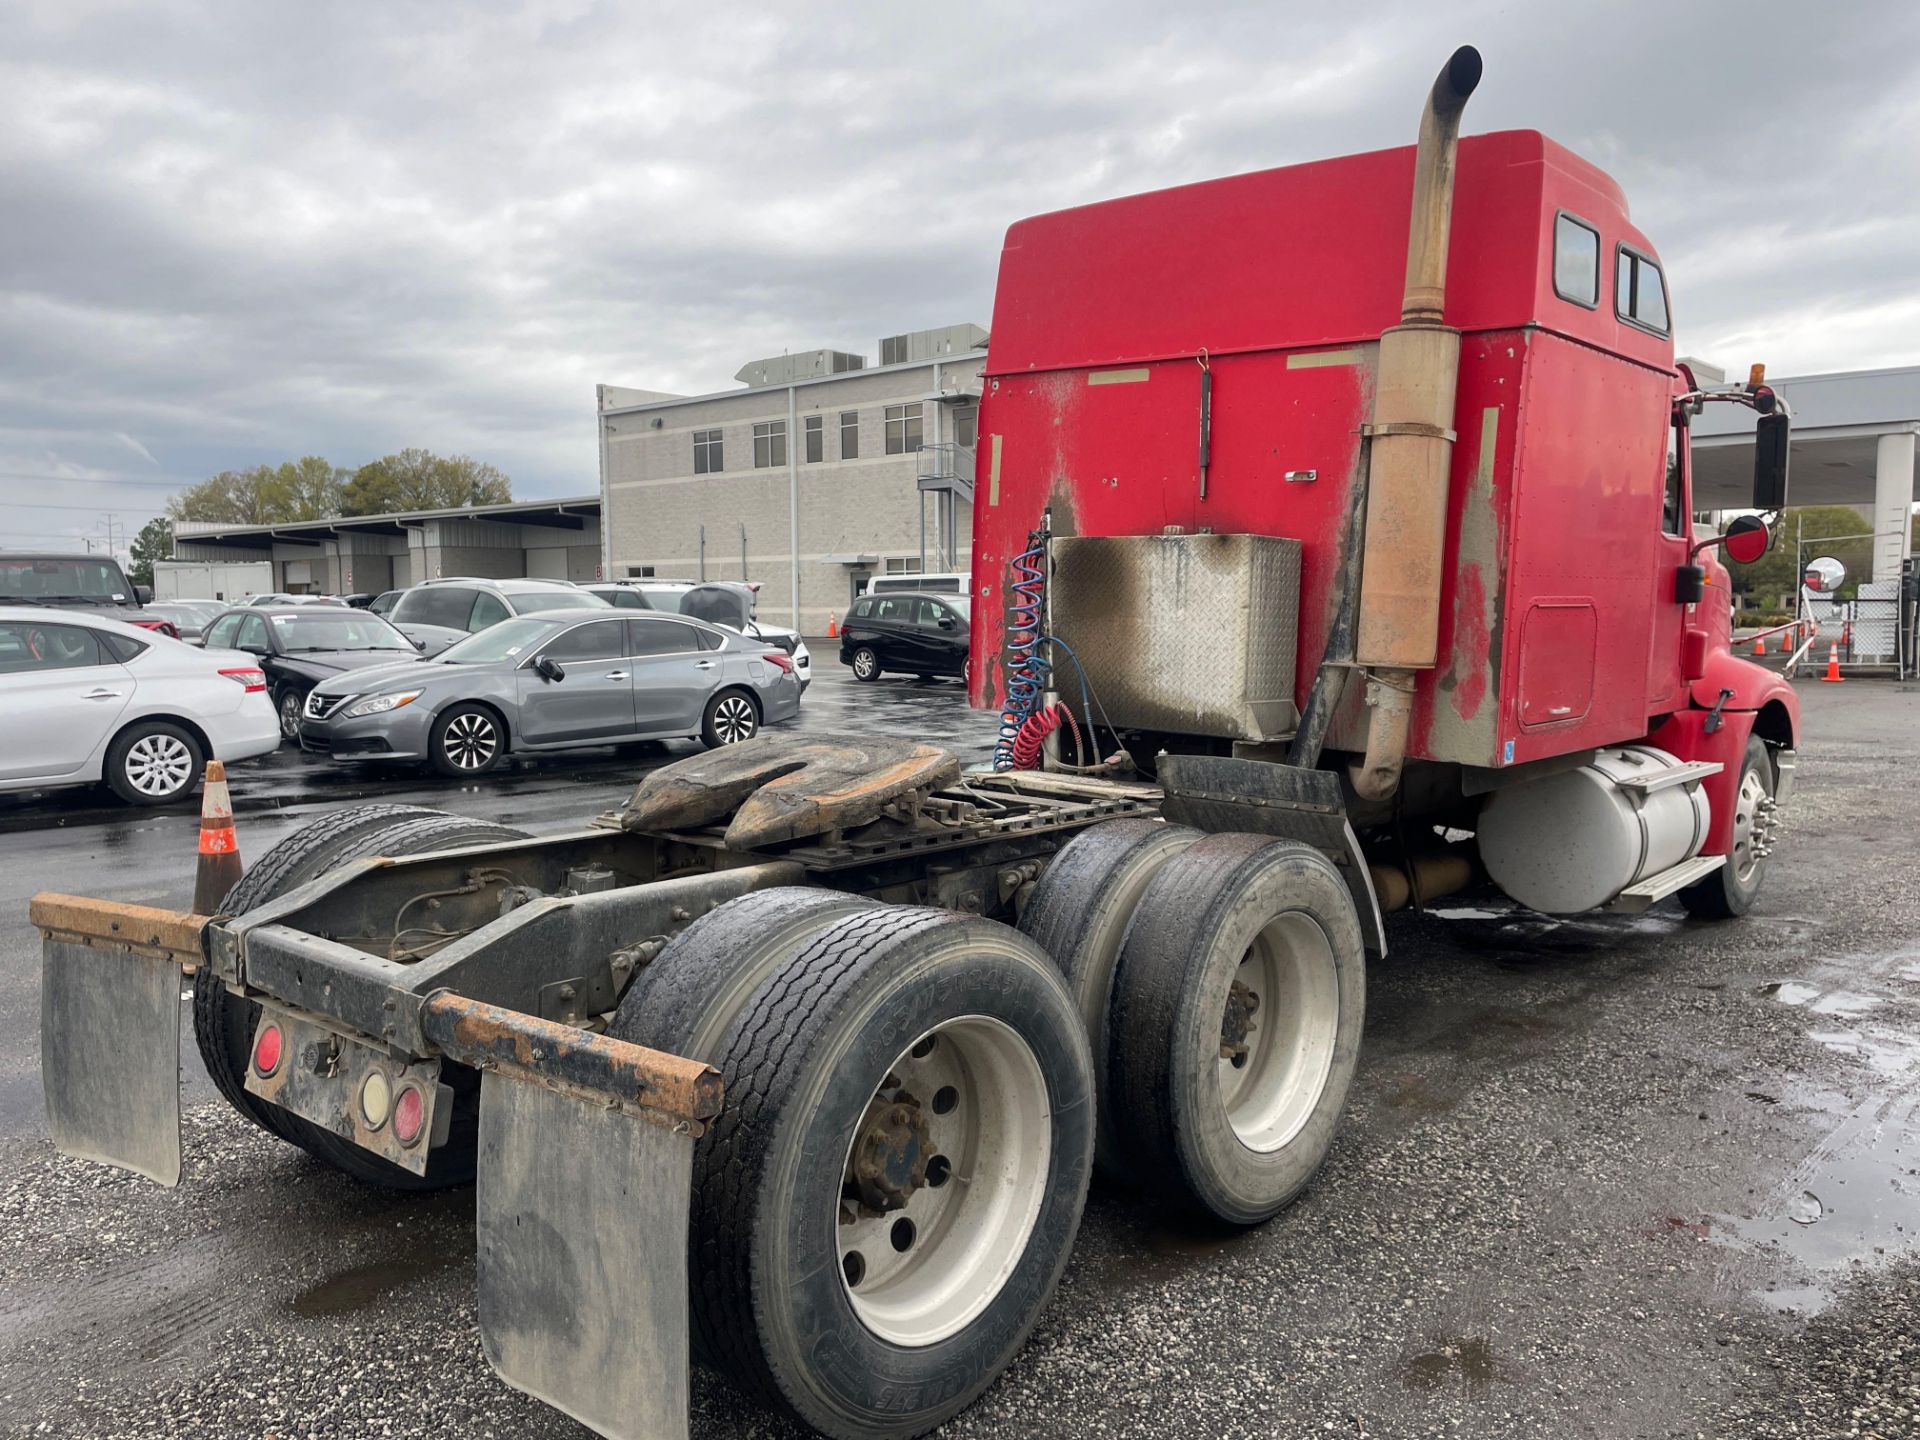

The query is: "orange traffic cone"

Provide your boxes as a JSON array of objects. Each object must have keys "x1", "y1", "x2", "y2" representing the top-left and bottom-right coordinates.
[
  {"x1": 1778, "y1": 627, "x2": 1792, "y2": 653},
  {"x1": 1821, "y1": 643, "x2": 1843, "y2": 684},
  {"x1": 192, "y1": 759, "x2": 244, "y2": 914},
  {"x1": 1751, "y1": 634, "x2": 1767, "y2": 656},
  {"x1": 827, "y1": 612, "x2": 839, "y2": 638}
]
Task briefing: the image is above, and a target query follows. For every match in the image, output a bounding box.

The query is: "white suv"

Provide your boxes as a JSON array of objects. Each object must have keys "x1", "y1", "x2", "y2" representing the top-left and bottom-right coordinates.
[{"x1": 0, "y1": 606, "x2": 279, "y2": 804}]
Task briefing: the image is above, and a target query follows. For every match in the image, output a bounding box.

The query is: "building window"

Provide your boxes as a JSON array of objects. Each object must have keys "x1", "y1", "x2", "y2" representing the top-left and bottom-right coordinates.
[
  {"x1": 804, "y1": 415, "x2": 824, "y2": 463},
  {"x1": 884, "y1": 403, "x2": 923, "y2": 455},
  {"x1": 884, "y1": 556, "x2": 922, "y2": 574},
  {"x1": 881, "y1": 335, "x2": 908, "y2": 366},
  {"x1": 840, "y1": 411, "x2": 859, "y2": 459},
  {"x1": 626, "y1": 564, "x2": 655, "y2": 578},
  {"x1": 692, "y1": 430, "x2": 723, "y2": 474},
  {"x1": 1615, "y1": 245, "x2": 1670, "y2": 335},
  {"x1": 753, "y1": 420, "x2": 787, "y2": 468},
  {"x1": 952, "y1": 404, "x2": 978, "y2": 448},
  {"x1": 1552, "y1": 213, "x2": 1599, "y2": 308}
]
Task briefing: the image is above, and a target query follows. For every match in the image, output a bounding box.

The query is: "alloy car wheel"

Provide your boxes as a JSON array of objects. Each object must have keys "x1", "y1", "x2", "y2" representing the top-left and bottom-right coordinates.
[
  {"x1": 277, "y1": 690, "x2": 304, "y2": 740},
  {"x1": 440, "y1": 711, "x2": 499, "y2": 771},
  {"x1": 712, "y1": 694, "x2": 758, "y2": 745},
  {"x1": 123, "y1": 733, "x2": 196, "y2": 798}
]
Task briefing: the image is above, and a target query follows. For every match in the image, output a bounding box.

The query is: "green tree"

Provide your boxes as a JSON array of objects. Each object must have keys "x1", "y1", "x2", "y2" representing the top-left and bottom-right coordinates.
[
  {"x1": 165, "y1": 457, "x2": 345, "y2": 525},
  {"x1": 340, "y1": 449, "x2": 512, "y2": 515},
  {"x1": 126, "y1": 517, "x2": 173, "y2": 588}
]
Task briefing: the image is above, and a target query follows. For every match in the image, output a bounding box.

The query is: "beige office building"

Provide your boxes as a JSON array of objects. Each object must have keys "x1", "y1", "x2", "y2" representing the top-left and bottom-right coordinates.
[{"x1": 598, "y1": 324, "x2": 985, "y2": 634}]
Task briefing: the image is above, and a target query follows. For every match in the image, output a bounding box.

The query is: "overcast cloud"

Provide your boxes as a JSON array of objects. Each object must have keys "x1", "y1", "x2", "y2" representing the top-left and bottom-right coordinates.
[{"x1": 3, "y1": 0, "x2": 1916, "y2": 549}]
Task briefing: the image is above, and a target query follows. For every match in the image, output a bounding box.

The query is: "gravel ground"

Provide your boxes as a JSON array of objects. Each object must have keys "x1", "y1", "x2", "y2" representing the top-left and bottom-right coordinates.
[{"x1": 0, "y1": 675, "x2": 1915, "y2": 1438}]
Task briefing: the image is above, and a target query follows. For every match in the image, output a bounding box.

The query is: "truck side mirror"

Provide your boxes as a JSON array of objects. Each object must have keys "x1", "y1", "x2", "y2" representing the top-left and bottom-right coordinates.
[
  {"x1": 135, "y1": 584, "x2": 153, "y2": 604},
  {"x1": 1753, "y1": 412, "x2": 1789, "y2": 511},
  {"x1": 1722, "y1": 515, "x2": 1770, "y2": 566}
]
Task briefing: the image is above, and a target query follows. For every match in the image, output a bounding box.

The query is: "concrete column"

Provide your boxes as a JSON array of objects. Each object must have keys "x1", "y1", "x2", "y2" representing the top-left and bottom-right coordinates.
[{"x1": 1874, "y1": 431, "x2": 1916, "y2": 582}]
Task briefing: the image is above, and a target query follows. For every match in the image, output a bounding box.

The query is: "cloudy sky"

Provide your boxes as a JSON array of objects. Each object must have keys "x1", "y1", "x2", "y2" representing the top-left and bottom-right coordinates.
[{"x1": 3, "y1": 0, "x2": 1916, "y2": 551}]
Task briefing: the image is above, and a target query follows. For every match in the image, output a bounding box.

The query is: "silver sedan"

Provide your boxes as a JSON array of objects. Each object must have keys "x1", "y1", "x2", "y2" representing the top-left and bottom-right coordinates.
[{"x1": 296, "y1": 609, "x2": 801, "y2": 775}]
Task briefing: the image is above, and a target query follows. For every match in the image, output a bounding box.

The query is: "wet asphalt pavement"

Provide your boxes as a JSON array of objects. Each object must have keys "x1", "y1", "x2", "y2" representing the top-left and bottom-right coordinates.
[{"x1": 1, "y1": 669, "x2": 1917, "y2": 1439}]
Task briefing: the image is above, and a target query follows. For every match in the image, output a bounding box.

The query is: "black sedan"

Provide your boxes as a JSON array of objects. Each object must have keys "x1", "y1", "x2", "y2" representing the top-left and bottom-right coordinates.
[
  {"x1": 201, "y1": 606, "x2": 425, "y2": 739},
  {"x1": 838, "y1": 591, "x2": 971, "y2": 681}
]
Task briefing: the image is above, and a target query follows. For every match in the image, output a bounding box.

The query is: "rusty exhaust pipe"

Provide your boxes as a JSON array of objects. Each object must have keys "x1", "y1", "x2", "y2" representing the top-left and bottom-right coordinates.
[{"x1": 1349, "y1": 45, "x2": 1482, "y2": 802}]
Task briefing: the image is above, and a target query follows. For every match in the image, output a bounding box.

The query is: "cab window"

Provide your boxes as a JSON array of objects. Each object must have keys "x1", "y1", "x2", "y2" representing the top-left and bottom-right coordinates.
[
  {"x1": 1616, "y1": 246, "x2": 1669, "y2": 335},
  {"x1": 1552, "y1": 213, "x2": 1599, "y2": 308},
  {"x1": 1661, "y1": 419, "x2": 1686, "y2": 536}
]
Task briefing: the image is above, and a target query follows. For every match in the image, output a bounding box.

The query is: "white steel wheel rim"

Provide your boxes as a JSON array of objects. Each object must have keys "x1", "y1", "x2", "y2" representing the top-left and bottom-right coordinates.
[
  {"x1": 1218, "y1": 912, "x2": 1339, "y2": 1154},
  {"x1": 837, "y1": 1016, "x2": 1050, "y2": 1348},
  {"x1": 713, "y1": 696, "x2": 756, "y2": 744},
  {"x1": 854, "y1": 650, "x2": 875, "y2": 678},
  {"x1": 1730, "y1": 766, "x2": 1768, "y2": 883},
  {"x1": 443, "y1": 712, "x2": 497, "y2": 769},
  {"x1": 124, "y1": 733, "x2": 194, "y2": 796}
]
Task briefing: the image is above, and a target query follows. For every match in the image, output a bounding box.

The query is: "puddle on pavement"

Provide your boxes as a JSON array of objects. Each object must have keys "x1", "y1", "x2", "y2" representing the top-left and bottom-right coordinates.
[
  {"x1": 290, "y1": 1250, "x2": 460, "y2": 1318},
  {"x1": 1754, "y1": 980, "x2": 1881, "y2": 1016},
  {"x1": 1716, "y1": 1083, "x2": 1919, "y2": 1311},
  {"x1": 1402, "y1": 1337, "x2": 1502, "y2": 1397}
]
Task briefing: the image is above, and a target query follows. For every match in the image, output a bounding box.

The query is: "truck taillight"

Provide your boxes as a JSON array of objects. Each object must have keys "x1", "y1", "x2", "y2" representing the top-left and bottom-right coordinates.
[
  {"x1": 392, "y1": 1084, "x2": 426, "y2": 1146},
  {"x1": 219, "y1": 666, "x2": 267, "y2": 693},
  {"x1": 763, "y1": 651, "x2": 794, "y2": 674},
  {"x1": 252, "y1": 1023, "x2": 284, "y2": 1077}
]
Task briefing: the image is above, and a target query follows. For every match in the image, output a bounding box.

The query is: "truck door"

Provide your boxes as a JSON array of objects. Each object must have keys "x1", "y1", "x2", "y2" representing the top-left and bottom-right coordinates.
[{"x1": 1646, "y1": 411, "x2": 1690, "y2": 711}]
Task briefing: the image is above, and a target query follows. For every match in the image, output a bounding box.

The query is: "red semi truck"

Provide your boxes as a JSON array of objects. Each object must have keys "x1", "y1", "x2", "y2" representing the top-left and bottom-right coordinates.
[{"x1": 33, "y1": 46, "x2": 1796, "y2": 1440}]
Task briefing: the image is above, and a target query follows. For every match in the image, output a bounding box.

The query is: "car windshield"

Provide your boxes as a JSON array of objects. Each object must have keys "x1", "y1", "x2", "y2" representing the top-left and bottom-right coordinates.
[
  {"x1": 946, "y1": 596, "x2": 972, "y2": 621},
  {"x1": 435, "y1": 616, "x2": 554, "y2": 664},
  {"x1": 0, "y1": 558, "x2": 131, "y2": 602},
  {"x1": 268, "y1": 612, "x2": 415, "y2": 651},
  {"x1": 505, "y1": 591, "x2": 608, "y2": 615}
]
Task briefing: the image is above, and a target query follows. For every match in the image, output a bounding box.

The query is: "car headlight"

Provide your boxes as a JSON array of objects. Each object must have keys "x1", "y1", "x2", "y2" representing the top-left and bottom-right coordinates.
[{"x1": 343, "y1": 690, "x2": 422, "y2": 718}]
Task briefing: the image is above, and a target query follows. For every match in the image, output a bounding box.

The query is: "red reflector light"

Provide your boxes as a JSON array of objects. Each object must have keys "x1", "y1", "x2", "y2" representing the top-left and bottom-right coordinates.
[
  {"x1": 763, "y1": 651, "x2": 794, "y2": 674},
  {"x1": 252, "y1": 1023, "x2": 283, "y2": 1077},
  {"x1": 219, "y1": 666, "x2": 268, "y2": 694},
  {"x1": 392, "y1": 1084, "x2": 426, "y2": 1146}
]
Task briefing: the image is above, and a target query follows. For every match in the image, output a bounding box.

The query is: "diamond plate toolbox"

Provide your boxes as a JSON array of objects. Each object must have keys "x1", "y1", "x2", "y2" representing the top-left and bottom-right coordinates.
[{"x1": 1049, "y1": 533, "x2": 1301, "y2": 741}]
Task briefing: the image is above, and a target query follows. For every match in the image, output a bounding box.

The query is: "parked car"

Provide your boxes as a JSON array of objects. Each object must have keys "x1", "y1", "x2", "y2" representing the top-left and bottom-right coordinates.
[
  {"x1": 368, "y1": 590, "x2": 401, "y2": 617},
  {"x1": 143, "y1": 599, "x2": 227, "y2": 645},
  {"x1": 587, "y1": 580, "x2": 813, "y2": 689},
  {"x1": 0, "y1": 553, "x2": 181, "y2": 639},
  {"x1": 202, "y1": 605, "x2": 425, "y2": 739},
  {"x1": 386, "y1": 577, "x2": 610, "y2": 656},
  {"x1": 866, "y1": 570, "x2": 971, "y2": 596},
  {"x1": 0, "y1": 606, "x2": 278, "y2": 804},
  {"x1": 839, "y1": 591, "x2": 971, "y2": 681},
  {"x1": 298, "y1": 609, "x2": 799, "y2": 775},
  {"x1": 340, "y1": 593, "x2": 375, "y2": 609}
]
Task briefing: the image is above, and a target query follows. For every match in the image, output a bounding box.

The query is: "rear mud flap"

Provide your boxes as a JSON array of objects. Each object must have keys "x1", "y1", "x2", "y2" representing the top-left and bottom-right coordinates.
[
  {"x1": 40, "y1": 939, "x2": 182, "y2": 1186},
  {"x1": 476, "y1": 1070, "x2": 693, "y2": 1440},
  {"x1": 1158, "y1": 754, "x2": 1387, "y2": 957}
]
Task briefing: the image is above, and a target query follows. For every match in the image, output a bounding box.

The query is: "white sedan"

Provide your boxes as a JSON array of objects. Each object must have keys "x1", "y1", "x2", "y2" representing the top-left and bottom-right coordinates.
[{"x1": 0, "y1": 606, "x2": 281, "y2": 805}]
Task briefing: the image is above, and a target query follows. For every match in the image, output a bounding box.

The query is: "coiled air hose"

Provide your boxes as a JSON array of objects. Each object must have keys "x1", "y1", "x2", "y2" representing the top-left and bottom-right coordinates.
[{"x1": 992, "y1": 529, "x2": 1049, "y2": 771}]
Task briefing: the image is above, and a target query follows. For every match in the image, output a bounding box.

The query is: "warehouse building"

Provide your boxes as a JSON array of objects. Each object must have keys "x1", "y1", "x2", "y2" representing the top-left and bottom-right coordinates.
[
  {"x1": 162, "y1": 496, "x2": 602, "y2": 600},
  {"x1": 598, "y1": 323, "x2": 986, "y2": 633}
]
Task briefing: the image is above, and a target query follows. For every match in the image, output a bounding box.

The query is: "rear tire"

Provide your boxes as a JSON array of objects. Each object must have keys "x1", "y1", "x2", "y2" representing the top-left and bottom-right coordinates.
[
  {"x1": 1107, "y1": 833, "x2": 1365, "y2": 1226},
  {"x1": 104, "y1": 721, "x2": 203, "y2": 805},
  {"x1": 850, "y1": 646, "x2": 881, "y2": 682},
  {"x1": 691, "y1": 906, "x2": 1094, "y2": 1437},
  {"x1": 191, "y1": 805, "x2": 530, "y2": 1189},
  {"x1": 1019, "y1": 818, "x2": 1202, "y2": 1180},
  {"x1": 701, "y1": 688, "x2": 760, "y2": 748},
  {"x1": 608, "y1": 886, "x2": 877, "y2": 1064},
  {"x1": 1680, "y1": 734, "x2": 1775, "y2": 920}
]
